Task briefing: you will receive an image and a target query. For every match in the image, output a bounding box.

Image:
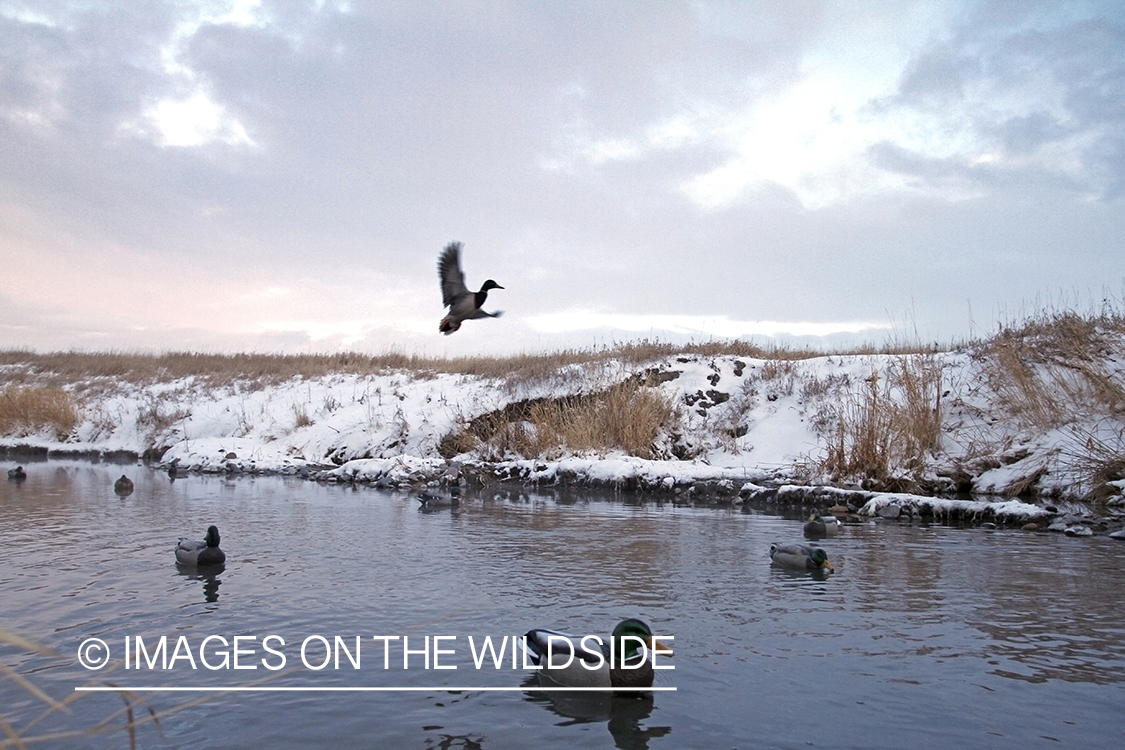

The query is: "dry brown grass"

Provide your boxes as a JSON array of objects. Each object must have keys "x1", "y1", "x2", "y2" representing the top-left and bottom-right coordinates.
[
  {"x1": 0, "y1": 336, "x2": 944, "y2": 394},
  {"x1": 980, "y1": 311, "x2": 1125, "y2": 430},
  {"x1": 442, "y1": 379, "x2": 676, "y2": 460},
  {"x1": 0, "y1": 385, "x2": 78, "y2": 441},
  {"x1": 820, "y1": 355, "x2": 944, "y2": 488}
]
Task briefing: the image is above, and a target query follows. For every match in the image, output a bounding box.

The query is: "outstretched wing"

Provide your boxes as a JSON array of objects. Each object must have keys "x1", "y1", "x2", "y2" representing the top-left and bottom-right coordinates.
[{"x1": 438, "y1": 242, "x2": 469, "y2": 308}]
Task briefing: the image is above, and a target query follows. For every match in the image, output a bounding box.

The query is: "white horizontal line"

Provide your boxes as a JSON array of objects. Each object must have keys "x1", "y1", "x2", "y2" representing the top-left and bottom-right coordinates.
[{"x1": 75, "y1": 686, "x2": 676, "y2": 693}]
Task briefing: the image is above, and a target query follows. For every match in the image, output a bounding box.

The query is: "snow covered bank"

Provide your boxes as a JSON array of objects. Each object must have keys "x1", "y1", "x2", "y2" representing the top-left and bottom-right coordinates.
[{"x1": 2, "y1": 320, "x2": 1124, "y2": 528}]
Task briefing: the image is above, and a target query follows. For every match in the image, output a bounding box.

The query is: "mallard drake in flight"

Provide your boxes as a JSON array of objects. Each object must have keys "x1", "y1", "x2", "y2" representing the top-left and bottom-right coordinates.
[
  {"x1": 114, "y1": 474, "x2": 134, "y2": 496},
  {"x1": 770, "y1": 542, "x2": 833, "y2": 572},
  {"x1": 175, "y1": 525, "x2": 226, "y2": 567},
  {"x1": 7, "y1": 466, "x2": 26, "y2": 480},
  {"x1": 522, "y1": 618, "x2": 673, "y2": 689},
  {"x1": 438, "y1": 242, "x2": 504, "y2": 335}
]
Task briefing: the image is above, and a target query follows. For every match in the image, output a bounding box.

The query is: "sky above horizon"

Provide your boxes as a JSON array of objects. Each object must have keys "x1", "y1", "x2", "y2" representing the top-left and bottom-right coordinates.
[{"x1": 2, "y1": 0, "x2": 1123, "y2": 357}]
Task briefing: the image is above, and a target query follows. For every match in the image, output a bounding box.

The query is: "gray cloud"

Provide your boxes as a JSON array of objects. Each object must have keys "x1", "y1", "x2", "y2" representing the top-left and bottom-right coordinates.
[{"x1": 1, "y1": 1, "x2": 1123, "y2": 355}]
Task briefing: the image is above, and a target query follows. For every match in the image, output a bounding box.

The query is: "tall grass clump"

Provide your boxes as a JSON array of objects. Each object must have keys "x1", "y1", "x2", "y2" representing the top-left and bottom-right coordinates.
[
  {"x1": 0, "y1": 385, "x2": 78, "y2": 441},
  {"x1": 443, "y1": 380, "x2": 676, "y2": 461},
  {"x1": 980, "y1": 310, "x2": 1125, "y2": 430},
  {"x1": 820, "y1": 355, "x2": 944, "y2": 489}
]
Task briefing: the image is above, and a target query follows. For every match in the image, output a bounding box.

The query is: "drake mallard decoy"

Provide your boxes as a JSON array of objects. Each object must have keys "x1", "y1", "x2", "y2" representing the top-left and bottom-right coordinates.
[
  {"x1": 114, "y1": 474, "x2": 134, "y2": 496},
  {"x1": 7, "y1": 466, "x2": 26, "y2": 480},
  {"x1": 522, "y1": 618, "x2": 673, "y2": 689},
  {"x1": 803, "y1": 510, "x2": 839, "y2": 537},
  {"x1": 438, "y1": 242, "x2": 504, "y2": 335},
  {"x1": 418, "y1": 484, "x2": 461, "y2": 507},
  {"x1": 175, "y1": 525, "x2": 226, "y2": 567},
  {"x1": 769, "y1": 542, "x2": 833, "y2": 572}
]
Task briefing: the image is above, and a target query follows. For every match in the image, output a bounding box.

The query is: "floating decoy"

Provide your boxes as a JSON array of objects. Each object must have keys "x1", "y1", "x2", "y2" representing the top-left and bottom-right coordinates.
[
  {"x1": 114, "y1": 474, "x2": 134, "y2": 496},
  {"x1": 522, "y1": 618, "x2": 673, "y2": 689},
  {"x1": 769, "y1": 542, "x2": 834, "y2": 572},
  {"x1": 437, "y1": 242, "x2": 504, "y2": 334},
  {"x1": 803, "y1": 510, "x2": 839, "y2": 537},
  {"x1": 175, "y1": 525, "x2": 226, "y2": 567},
  {"x1": 418, "y1": 484, "x2": 461, "y2": 508},
  {"x1": 7, "y1": 466, "x2": 26, "y2": 480}
]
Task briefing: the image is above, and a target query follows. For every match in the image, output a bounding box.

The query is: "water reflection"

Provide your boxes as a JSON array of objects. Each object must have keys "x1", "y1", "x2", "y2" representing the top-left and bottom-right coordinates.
[
  {"x1": 422, "y1": 733, "x2": 485, "y2": 750},
  {"x1": 176, "y1": 566, "x2": 224, "y2": 603},
  {"x1": 4, "y1": 462, "x2": 1125, "y2": 749},
  {"x1": 521, "y1": 676, "x2": 671, "y2": 750}
]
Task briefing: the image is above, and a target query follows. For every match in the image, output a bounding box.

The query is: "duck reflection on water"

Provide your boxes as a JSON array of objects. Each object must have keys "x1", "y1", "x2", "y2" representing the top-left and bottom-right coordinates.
[
  {"x1": 521, "y1": 675, "x2": 671, "y2": 749},
  {"x1": 176, "y1": 566, "x2": 224, "y2": 603}
]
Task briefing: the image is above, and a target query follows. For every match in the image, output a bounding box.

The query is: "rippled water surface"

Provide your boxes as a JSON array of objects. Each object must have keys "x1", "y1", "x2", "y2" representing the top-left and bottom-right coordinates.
[{"x1": 2, "y1": 461, "x2": 1124, "y2": 749}]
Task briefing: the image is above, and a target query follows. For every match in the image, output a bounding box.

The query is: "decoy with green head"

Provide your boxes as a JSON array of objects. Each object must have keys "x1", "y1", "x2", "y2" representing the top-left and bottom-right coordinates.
[
  {"x1": 770, "y1": 542, "x2": 833, "y2": 572},
  {"x1": 522, "y1": 618, "x2": 674, "y2": 690},
  {"x1": 175, "y1": 525, "x2": 226, "y2": 567},
  {"x1": 803, "y1": 510, "x2": 839, "y2": 537}
]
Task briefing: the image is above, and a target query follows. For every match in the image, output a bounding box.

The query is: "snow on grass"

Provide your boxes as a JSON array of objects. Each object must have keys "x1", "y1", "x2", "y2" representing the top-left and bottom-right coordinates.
[{"x1": 2, "y1": 323, "x2": 1124, "y2": 506}]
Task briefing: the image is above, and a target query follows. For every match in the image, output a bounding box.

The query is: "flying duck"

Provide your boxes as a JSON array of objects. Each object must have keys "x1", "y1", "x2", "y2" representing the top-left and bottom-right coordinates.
[
  {"x1": 522, "y1": 618, "x2": 673, "y2": 690},
  {"x1": 438, "y1": 242, "x2": 504, "y2": 334},
  {"x1": 114, "y1": 474, "x2": 134, "y2": 496},
  {"x1": 769, "y1": 542, "x2": 834, "y2": 572},
  {"x1": 175, "y1": 525, "x2": 226, "y2": 567}
]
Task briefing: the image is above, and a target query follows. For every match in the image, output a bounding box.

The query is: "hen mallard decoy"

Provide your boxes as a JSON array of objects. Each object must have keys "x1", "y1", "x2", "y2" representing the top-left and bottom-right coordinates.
[
  {"x1": 769, "y1": 542, "x2": 833, "y2": 572},
  {"x1": 522, "y1": 618, "x2": 673, "y2": 689},
  {"x1": 7, "y1": 466, "x2": 26, "y2": 480},
  {"x1": 803, "y1": 510, "x2": 839, "y2": 537},
  {"x1": 114, "y1": 474, "x2": 134, "y2": 496},
  {"x1": 175, "y1": 525, "x2": 226, "y2": 567},
  {"x1": 438, "y1": 242, "x2": 504, "y2": 334}
]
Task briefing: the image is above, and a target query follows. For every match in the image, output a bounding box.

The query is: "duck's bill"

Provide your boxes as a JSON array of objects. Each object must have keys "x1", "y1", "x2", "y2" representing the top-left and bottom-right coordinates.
[
  {"x1": 649, "y1": 637, "x2": 674, "y2": 657},
  {"x1": 823, "y1": 561, "x2": 835, "y2": 571}
]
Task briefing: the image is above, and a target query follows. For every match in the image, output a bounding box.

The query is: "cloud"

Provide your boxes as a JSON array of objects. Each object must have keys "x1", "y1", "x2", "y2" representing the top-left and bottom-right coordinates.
[{"x1": 1, "y1": 2, "x2": 1123, "y2": 356}]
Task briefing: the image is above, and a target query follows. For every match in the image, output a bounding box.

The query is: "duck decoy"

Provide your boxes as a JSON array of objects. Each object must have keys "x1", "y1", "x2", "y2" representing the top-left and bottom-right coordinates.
[
  {"x1": 114, "y1": 474, "x2": 134, "y2": 496},
  {"x1": 175, "y1": 525, "x2": 226, "y2": 567},
  {"x1": 7, "y1": 466, "x2": 26, "y2": 481},
  {"x1": 803, "y1": 510, "x2": 839, "y2": 537},
  {"x1": 769, "y1": 542, "x2": 833, "y2": 572},
  {"x1": 438, "y1": 242, "x2": 504, "y2": 335},
  {"x1": 522, "y1": 618, "x2": 673, "y2": 689},
  {"x1": 418, "y1": 484, "x2": 461, "y2": 508}
]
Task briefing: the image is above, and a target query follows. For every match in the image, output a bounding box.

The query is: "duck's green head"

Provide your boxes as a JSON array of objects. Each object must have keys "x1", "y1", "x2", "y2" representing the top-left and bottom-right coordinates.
[
  {"x1": 480, "y1": 279, "x2": 504, "y2": 291},
  {"x1": 809, "y1": 547, "x2": 833, "y2": 570},
  {"x1": 809, "y1": 510, "x2": 824, "y2": 521},
  {"x1": 205, "y1": 526, "x2": 221, "y2": 548},
  {"x1": 612, "y1": 618, "x2": 674, "y2": 661}
]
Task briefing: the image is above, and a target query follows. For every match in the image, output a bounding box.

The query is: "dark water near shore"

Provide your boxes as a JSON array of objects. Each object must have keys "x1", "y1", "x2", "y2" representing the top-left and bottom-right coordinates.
[{"x1": 2, "y1": 461, "x2": 1124, "y2": 749}]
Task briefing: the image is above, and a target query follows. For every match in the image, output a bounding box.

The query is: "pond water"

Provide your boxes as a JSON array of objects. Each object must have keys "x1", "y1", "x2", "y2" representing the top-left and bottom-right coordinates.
[{"x1": 2, "y1": 461, "x2": 1124, "y2": 749}]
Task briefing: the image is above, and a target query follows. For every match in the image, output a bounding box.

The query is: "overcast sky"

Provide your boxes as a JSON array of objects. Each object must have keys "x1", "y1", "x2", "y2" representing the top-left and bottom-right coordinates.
[{"x1": 2, "y1": 1, "x2": 1122, "y2": 357}]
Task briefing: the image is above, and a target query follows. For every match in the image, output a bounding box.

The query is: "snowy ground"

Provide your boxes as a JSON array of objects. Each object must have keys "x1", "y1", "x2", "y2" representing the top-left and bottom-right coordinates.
[{"x1": 3, "y1": 337, "x2": 1124, "y2": 534}]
